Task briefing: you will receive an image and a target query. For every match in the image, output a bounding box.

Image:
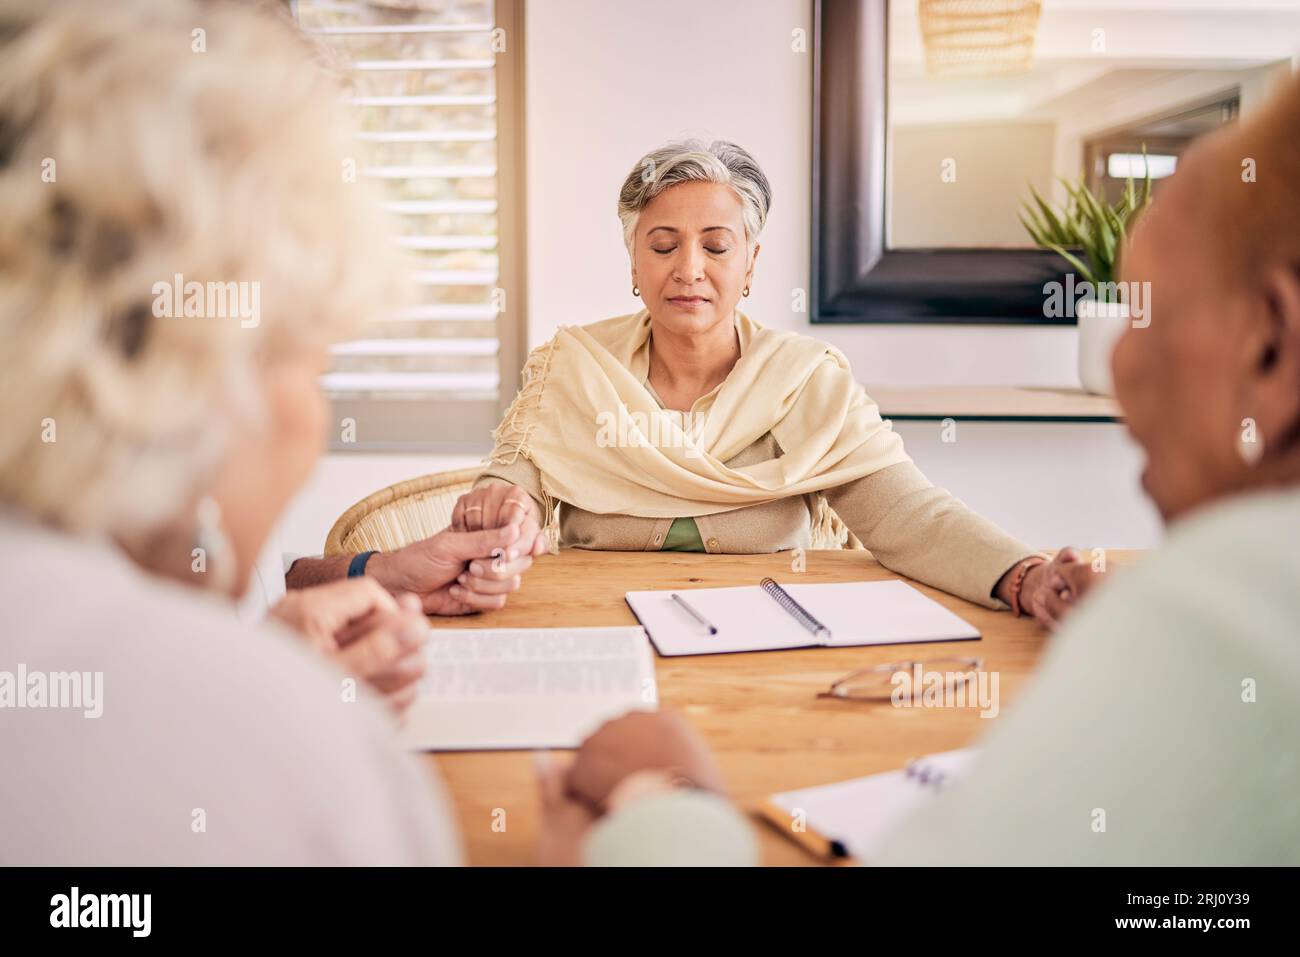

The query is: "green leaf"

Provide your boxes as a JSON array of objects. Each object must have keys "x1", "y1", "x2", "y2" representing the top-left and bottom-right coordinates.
[
  {"x1": 1141, "y1": 143, "x2": 1153, "y2": 205},
  {"x1": 1018, "y1": 210, "x2": 1050, "y2": 247},
  {"x1": 1058, "y1": 177, "x2": 1094, "y2": 240},
  {"x1": 1074, "y1": 186, "x2": 1116, "y2": 276},
  {"x1": 1120, "y1": 197, "x2": 1143, "y2": 232},
  {"x1": 1047, "y1": 243, "x2": 1098, "y2": 287},
  {"x1": 1104, "y1": 203, "x2": 1126, "y2": 246},
  {"x1": 1096, "y1": 217, "x2": 1117, "y2": 277},
  {"x1": 1028, "y1": 182, "x2": 1072, "y2": 245}
]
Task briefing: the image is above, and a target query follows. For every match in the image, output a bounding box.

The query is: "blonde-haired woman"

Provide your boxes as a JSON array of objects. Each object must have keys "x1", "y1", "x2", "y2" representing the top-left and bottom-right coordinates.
[
  {"x1": 1, "y1": 0, "x2": 744, "y2": 865},
  {"x1": 454, "y1": 140, "x2": 1098, "y2": 624}
]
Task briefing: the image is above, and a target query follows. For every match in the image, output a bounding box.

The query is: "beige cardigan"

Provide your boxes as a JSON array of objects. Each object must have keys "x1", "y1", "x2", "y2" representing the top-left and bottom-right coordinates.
[{"x1": 478, "y1": 437, "x2": 1035, "y2": 609}]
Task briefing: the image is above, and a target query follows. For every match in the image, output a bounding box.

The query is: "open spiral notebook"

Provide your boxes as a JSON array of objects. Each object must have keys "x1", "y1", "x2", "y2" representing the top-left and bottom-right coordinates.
[{"x1": 625, "y1": 578, "x2": 980, "y2": 657}]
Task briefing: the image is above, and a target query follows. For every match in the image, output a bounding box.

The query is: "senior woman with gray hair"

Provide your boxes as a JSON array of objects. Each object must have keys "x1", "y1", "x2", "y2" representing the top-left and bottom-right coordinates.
[{"x1": 453, "y1": 140, "x2": 1097, "y2": 624}]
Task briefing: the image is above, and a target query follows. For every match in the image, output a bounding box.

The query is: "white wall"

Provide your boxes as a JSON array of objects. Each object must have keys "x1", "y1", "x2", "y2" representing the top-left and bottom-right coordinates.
[
  {"x1": 890, "y1": 121, "x2": 1057, "y2": 247},
  {"x1": 894, "y1": 421, "x2": 1161, "y2": 549}
]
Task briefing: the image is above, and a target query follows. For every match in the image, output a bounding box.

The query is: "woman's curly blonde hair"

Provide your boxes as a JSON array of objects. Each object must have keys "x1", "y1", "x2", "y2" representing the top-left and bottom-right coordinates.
[{"x1": 0, "y1": 0, "x2": 406, "y2": 537}]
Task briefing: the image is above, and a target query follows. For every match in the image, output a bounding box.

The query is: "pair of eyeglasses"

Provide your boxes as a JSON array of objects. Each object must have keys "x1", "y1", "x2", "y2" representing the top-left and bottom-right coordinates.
[{"x1": 818, "y1": 656, "x2": 985, "y2": 701}]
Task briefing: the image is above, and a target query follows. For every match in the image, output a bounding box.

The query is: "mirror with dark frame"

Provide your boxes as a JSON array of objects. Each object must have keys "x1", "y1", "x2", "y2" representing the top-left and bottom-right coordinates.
[{"x1": 812, "y1": 0, "x2": 1296, "y2": 324}]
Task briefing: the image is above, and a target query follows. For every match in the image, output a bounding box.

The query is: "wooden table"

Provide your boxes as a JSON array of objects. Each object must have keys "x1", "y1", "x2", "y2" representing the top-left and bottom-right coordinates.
[{"x1": 426, "y1": 549, "x2": 1138, "y2": 865}]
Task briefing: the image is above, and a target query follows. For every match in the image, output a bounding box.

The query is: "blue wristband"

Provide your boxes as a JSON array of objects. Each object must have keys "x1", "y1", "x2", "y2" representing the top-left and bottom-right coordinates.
[{"x1": 347, "y1": 550, "x2": 377, "y2": 578}]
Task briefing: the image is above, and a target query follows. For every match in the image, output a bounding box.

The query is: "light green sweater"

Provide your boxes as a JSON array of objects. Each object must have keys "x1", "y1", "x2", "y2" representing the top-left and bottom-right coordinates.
[{"x1": 587, "y1": 487, "x2": 1300, "y2": 866}]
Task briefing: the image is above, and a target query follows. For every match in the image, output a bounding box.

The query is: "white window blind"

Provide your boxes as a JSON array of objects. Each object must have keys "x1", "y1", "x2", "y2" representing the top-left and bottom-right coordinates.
[{"x1": 293, "y1": 0, "x2": 523, "y2": 449}]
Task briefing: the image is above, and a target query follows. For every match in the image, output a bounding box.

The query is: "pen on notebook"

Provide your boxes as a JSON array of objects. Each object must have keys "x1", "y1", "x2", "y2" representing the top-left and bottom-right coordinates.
[{"x1": 670, "y1": 593, "x2": 717, "y2": 635}]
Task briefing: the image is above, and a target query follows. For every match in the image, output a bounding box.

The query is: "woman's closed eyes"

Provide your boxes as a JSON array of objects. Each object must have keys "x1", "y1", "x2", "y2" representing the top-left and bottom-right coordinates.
[{"x1": 651, "y1": 245, "x2": 731, "y2": 256}]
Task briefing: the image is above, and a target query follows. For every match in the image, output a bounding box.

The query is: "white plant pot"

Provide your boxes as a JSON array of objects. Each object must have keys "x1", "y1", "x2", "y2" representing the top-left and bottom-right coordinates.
[{"x1": 1077, "y1": 299, "x2": 1129, "y2": 396}]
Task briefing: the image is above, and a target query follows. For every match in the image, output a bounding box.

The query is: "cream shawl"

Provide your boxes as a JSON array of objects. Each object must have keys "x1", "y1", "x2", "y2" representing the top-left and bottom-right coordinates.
[{"x1": 487, "y1": 309, "x2": 911, "y2": 542}]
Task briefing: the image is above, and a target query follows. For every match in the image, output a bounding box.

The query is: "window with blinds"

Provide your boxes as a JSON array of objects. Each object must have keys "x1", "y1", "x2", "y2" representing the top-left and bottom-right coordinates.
[{"x1": 293, "y1": 0, "x2": 525, "y2": 449}]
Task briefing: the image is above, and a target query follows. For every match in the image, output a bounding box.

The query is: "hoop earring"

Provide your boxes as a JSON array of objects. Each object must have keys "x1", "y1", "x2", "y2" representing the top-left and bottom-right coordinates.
[
  {"x1": 742, "y1": 286, "x2": 751, "y2": 297},
  {"x1": 193, "y1": 495, "x2": 236, "y2": 594},
  {"x1": 632, "y1": 285, "x2": 640, "y2": 296}
]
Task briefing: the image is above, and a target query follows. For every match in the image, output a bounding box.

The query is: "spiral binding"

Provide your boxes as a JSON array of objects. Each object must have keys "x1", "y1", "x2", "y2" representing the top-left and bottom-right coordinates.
[{"x1": 759, "y1": 577, "x2": 832, "y2": 640}]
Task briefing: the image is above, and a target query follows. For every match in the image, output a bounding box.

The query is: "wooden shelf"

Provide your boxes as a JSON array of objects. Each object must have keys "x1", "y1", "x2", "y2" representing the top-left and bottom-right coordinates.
[{"x1": 868, "y1": 386, "x2": 1121, "y2": 423}]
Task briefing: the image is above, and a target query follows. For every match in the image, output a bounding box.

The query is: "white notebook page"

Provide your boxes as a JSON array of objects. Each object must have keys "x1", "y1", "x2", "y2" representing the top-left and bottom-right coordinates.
[
  {"x1": 781, "y1": 580, "x2": 980, "y2": 646},
  {"x1": 770, "y1": 749, "x2": 977, "y2": 860},
  {"x1": 625, "y1": 579, "x2": 979, "y2": 657}
]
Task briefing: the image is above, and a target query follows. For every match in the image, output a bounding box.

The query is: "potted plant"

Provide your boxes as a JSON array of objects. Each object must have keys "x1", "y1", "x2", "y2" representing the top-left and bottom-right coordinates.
[{"x1": 1020, "y1": 161, "x2": 1153, "y2": 395}]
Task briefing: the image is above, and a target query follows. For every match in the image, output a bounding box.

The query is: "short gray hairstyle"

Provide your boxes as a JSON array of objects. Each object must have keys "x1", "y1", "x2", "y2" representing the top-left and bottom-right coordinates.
[{"x1": 617, "y1": 139, "x2": 771, "y2": 260}]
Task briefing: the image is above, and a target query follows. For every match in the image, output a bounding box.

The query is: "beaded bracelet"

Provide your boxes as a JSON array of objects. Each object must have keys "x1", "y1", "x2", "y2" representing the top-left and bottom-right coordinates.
[{"x1": 1008, "y1": 556, "x2": 1048, "y2": 617}]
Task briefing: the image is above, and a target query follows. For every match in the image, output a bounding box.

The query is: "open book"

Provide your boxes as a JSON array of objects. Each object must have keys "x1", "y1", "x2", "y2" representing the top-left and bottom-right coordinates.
[
  {"x1": 398, "y1": 626, "x2": 657, "y2": 751},
  {"x1": 625, "y1": 578, "x2": 980, "y2": 657}
]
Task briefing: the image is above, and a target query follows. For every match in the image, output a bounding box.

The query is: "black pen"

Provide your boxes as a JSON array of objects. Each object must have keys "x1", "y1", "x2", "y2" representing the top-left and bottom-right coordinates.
[{"x1": 670, "y1": 593, "x2": 718, "y2": 635}]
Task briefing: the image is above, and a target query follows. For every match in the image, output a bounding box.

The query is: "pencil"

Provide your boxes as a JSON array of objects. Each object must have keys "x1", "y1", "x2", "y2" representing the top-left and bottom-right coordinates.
[{"x1": 753, "y1": 801, "x2": 853, "y2": 863}]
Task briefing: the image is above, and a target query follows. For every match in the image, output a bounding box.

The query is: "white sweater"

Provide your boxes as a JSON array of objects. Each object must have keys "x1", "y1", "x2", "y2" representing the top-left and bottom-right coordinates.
[{"x1": 0, "y1": 511, "x2": 462, "y2": 865}]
